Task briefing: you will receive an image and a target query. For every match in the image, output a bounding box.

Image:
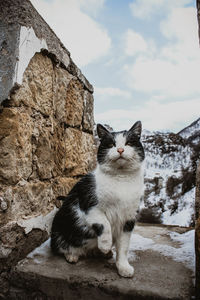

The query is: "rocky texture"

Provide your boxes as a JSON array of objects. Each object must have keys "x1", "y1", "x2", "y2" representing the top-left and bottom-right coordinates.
[
  {"x1": 195, "y1": 162, "x2": 200, "y2": 299},
  {"x1": 0, "y1": 53, "x2": 95, "y2": 265},
  {"x1": 0, "y1": 51, "x2": 95, "y2": 226},
  {"x1": 0, "y1": 0, "x2": 95, "y2": 295},
  {"x1": 0, "y1": 0, "x2": 93, "y2": 103},
  {"x1": 9, "y1": 224, "x2": 195, "y2": 300}
]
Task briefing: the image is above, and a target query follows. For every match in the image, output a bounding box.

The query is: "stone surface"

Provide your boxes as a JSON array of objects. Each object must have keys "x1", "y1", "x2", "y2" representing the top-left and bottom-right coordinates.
[
  {"x1": 0, "y1": 29, "x2": 94, "y2": 292},
  {"x1": 0, "y1": 107, "x2": 33, "y2": 185},
  {"x1": 65, "y1": 128, "x2": 96, "y2": 177},
  {"x1": 52, "y1": 177, "x2": 79, "y2": 204},
  {"x1": 10, "y1": 224, "x2": 195, "y2": 300},
  {"x1": 10, "y1": 53, "x2": 54, "y2": 116},
  {"x1": 64, "y1": 78, "x2": 84, "y2": 127},
  {"x1": 0, "y1": 0, "x2": 93, "y2": 104},
  {"x1": 53, "y1": 67, "x2": 74, "y2": 123},
  {"x1": 83, "y1": 90, "x2": 95, "y2": 133},
  {"x1": 0, "y1": 223, "x2": 48, "y2": 272},
  {"x1": 0, "y1": 23, "x2": 20, "y2": 103},
  {"x1": 195, "y1": 162, "x2": 200, "y2": 299},
  {"x1": 0, "y1": 1, "x2": 95, "y2": 297},
  {"x1": 0, "y1": 180, "x2": 55, "y2": 226},
  {"x1": 0, "y1": 53, "x2": 95, "y2": 229}
]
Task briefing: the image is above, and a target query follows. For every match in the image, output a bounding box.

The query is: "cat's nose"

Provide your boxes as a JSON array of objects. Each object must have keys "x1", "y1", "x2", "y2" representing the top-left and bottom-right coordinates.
[{"x1": 117, "y1": 148, "x2": 124, "y2": 155}]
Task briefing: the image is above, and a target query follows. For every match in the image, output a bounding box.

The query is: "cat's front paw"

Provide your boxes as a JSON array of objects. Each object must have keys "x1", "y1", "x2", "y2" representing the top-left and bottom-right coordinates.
[
  {"x1": 64, "y1": 253, "x2": 79, "y2": 264},
  {"x1": 117, "y1": 262, "x2": 134, "y2": 278},
  {"x1": 98, "y1": 236, "x2": 112, "y2": 254}
]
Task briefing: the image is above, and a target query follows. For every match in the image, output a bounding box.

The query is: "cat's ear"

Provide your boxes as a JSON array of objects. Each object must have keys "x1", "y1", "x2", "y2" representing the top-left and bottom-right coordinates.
[
  {"x1": 128, "y1": 121, "x2": 142, "y2": 138},
  {"x1": 97, "y1": 124, "x2": 110, "y2": 139}
]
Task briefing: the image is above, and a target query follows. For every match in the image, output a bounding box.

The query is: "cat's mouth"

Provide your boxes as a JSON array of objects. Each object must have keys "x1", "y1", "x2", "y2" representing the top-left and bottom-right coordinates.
[{"x1": 115, "y1": 155, "x2": 126, "y2": 161}]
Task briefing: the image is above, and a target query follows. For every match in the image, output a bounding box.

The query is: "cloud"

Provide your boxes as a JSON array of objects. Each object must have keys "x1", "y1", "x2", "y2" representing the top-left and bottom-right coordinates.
[
  {"x1": 78, "y1": 0, "x2": 105, "y2": 16},
  {"x1": 160, "y1": 7, "x2": 200, "y2": 61},
  {"x1": 125, "y1": 56, "x2": 200, "y2": 98},
  {"x1": 129, "y1": 0, "x2": 192, "y2": 20},
  {"x1": 95, "y1": 87, "x2": 131, "y2": 98},
  {"x1": 31, "y1": 0, "x2": 111, "y2": 67},
  {"x1": 124, "y1": 29, "x2": 147, "y2": 56},
  {"x1": 124, "y1": 5, "x2": 200, "y2": 99},
  {"x1": 95, "y1": 98, "x2": 200, "y2": 132}
]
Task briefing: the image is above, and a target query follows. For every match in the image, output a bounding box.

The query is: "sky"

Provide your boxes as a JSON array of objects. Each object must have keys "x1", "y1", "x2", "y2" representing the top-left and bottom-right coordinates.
[{"x1": 31, "y1": 0, "x2": 200, "y2": 133}]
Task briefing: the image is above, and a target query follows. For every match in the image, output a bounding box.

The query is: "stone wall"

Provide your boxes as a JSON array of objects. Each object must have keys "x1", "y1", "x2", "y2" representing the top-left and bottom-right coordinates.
[{"x1": 0, "y1": 0, "x2": 95, "y2": 283}]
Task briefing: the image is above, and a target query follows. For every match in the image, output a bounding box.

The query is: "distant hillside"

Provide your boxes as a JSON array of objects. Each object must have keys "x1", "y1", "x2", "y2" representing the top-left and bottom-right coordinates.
[
  {"x1": 139, "y1": 129, "x2": 198, "y2": 227},
  {"x1": 178, "y1": 118, "x2": 200, "y2": 144}
]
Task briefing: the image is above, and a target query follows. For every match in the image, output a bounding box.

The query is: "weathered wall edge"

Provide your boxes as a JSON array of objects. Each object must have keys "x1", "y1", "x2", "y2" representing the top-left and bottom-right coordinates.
[{"x1": 0, "y1": 0, "x2": 93, "y2": 104}]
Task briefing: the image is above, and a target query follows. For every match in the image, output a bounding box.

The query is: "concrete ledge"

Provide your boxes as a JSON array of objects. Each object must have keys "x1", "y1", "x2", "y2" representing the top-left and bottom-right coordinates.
[{"x1": 10, "y1": 224, "x2": 195, "y2": 299}]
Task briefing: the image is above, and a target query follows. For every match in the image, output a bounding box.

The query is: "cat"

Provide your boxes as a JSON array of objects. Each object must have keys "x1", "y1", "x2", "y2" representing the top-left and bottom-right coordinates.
[{"x1": 51, "y1": 121, "x2": 145, "y2": 278}]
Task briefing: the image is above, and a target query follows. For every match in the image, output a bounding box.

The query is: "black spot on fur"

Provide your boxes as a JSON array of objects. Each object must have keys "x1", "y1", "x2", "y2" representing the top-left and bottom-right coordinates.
[
  {"x1": 92, "y1": 223, "x2": 104, "y2": 236},
  {"x1": 97, "y1": 133, "x2": 116, "y2": 164},
  {"x1": 125, "y1": 132, "x2": 145, "y2": 161},
  {"x1": 123, "y1": 219, "x2": 135, "y2": 232}
]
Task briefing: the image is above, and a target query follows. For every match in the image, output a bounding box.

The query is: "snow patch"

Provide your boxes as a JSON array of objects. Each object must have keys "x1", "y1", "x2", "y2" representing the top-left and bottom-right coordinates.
[
  {"x1": 27, "y1": 238, "x2": 51, "y2": 263},
  {"x1": 162, "y1": 187, "x2": 195, "y2": 227},
  {"x1": 130, "y1": 229, "x2": 195, "y2": 271},
  {"x1": 13, "y1": 26, "x2": 48, "y2": 85}
]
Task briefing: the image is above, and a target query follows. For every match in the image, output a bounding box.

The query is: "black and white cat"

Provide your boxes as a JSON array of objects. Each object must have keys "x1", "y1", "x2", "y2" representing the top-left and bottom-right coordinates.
[{"x1": 51, "y1": 121, "x2": 145, "y2": 277}]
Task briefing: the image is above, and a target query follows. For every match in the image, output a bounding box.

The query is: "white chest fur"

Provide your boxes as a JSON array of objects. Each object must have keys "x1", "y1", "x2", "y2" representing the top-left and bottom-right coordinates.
[{"x1": 94, "y1": 166, "x2": 144, "y2": 230}]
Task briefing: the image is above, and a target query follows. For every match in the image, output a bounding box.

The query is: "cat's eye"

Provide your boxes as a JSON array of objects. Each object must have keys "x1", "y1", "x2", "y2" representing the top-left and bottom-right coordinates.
[
  {"x1": 107, "y1": 143, "x2": 115, "y2": 148},
  {"x1": 126, "y1": 141, "x2": 133, "y2": 146}
]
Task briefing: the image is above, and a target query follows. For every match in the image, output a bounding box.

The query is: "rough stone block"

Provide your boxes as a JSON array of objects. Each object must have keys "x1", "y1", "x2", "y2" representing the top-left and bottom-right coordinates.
[
  {"x1": 0, "y1": 23, "x2": 20, "y2": 103},
  {"x1": 0, "y1": 222, "x2": 48, "y2": 271},
  {"x1": 83, "y1": 90, "x2": 94, "y2": 133},
  {"x1": 53, "y1": 177, "x2": 79, "y2": 206},
  {"x1": 54, "y1": 67, "x2": 89, "y2": 127},
  {"x1": 11, "y1": 53, "x2": 54, "y2": 116},
  {"x1": 64, "y1": 78, "x2": 84, "y2": 127},
  {"x1": 53, "y1": 67, "x2": 73, "y2": 122},
  {"x1": 0, "y1": 108, "x2": 33, "y2": 185},
  {"x1": 34, "y1": 126, "x2": 54, "y2": 180},
  {"x1": 64, "y1": 128, "x2": 96, "y2": 176},
  {"x1": 0, "y1": 180, "x2": 54, "y2": 225},
  {"x1": 52, "y1": 124, "x2": 67, "y2": 177}
]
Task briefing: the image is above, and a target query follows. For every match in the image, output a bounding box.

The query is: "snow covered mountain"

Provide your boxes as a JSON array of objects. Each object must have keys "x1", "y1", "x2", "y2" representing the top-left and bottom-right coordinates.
[
  {"x1": 178, "y1": 118, "x2": 200, "y2": 145},
  {"x1": 139, "y1": 120, "x2": 200, "y2": 227},
  {"x1": 178, "y1": 118, "x2": 200, "y2": 143}
]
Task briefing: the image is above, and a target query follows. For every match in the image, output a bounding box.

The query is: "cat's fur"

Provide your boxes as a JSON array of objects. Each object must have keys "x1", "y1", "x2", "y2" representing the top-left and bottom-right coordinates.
[{"x1": 51, "y1": 121, "x2": 145, "y2": 277}]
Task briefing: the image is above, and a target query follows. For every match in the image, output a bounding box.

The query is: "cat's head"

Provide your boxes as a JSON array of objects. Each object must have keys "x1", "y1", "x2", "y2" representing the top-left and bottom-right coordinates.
[{"x1": 97, "y1": 121, "x2": 145, "y2": 173}]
